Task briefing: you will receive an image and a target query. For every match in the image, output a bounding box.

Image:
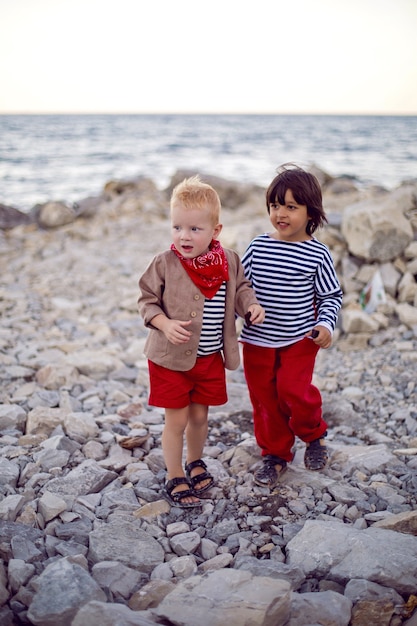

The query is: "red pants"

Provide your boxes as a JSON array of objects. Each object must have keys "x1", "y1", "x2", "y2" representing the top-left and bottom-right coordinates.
[{"x1": 242, "y1": 339, "x2": 328, "y2": 462}]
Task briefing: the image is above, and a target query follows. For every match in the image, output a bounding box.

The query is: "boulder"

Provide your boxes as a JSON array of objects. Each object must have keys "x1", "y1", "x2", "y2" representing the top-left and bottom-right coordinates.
[
  {"x1": 341, "y1": 185, "x2": 416, "y2": 261},
  {"x1": 0, "y1": 203, "x2": 33, "y2": 229},
  {"x1": 34, "y1": 201, "x2": 77, "y2": 229}
]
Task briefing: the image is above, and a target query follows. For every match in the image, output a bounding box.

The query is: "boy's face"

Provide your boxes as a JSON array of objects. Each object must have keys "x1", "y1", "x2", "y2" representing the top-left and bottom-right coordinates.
[
  {"x1": 268, "y1": 189, "x2": 311, "y2": 242},
  {"x1": 171, "y1": 202, "x2": 222, "y2": 259}
]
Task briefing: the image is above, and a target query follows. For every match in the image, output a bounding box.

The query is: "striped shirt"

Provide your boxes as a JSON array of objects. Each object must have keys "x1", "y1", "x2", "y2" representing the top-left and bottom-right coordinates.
[
  {"x1": 240, "y1": 234, "x2": 343, "y2": 348},
  {"x1": 197, "y1": 282, "x2": 226, "y2": 356}
]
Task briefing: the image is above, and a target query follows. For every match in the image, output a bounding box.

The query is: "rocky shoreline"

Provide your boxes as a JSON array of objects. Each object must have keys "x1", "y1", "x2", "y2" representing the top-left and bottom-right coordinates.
[{"x1": 1, "y1": 169, "x2": 417, "y2": 626}]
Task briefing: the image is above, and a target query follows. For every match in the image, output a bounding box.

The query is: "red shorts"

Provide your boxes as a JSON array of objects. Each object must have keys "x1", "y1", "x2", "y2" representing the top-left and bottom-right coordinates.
[{"x1": 148, "y1": 352, "x2": 227, "y2": 409}]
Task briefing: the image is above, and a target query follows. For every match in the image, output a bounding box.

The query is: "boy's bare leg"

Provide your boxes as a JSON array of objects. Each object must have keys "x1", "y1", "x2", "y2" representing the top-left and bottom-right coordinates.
[
  {"x1": 162, "y1": 406, "x2": 199, "y2": 504},
  {"x1": 185, "y1": 402, "x2": 211, "y2": 490}
]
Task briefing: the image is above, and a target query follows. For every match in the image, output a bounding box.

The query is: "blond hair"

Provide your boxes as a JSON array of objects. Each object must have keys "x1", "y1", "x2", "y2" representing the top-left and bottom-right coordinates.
[{"x1": 170, "y1": 175, "x2": 221, "y2": 225}]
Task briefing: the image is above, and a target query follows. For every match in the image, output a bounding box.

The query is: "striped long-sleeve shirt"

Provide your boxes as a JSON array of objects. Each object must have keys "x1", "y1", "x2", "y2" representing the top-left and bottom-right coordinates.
[{"x1": 240, "y1": 234, "x2": 343, "y2": 348}]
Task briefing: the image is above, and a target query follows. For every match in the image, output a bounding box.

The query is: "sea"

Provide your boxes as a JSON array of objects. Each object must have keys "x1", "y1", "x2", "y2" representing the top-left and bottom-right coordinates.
[{"x1": 0, "y1": 114, "x2": 416, "y2": 213}]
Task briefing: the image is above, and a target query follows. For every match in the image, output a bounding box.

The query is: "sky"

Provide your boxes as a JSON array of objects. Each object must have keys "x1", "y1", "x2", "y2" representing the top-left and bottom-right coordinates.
[{"x1": 0, "y1": 0, "x2": 416, "y2": 115}]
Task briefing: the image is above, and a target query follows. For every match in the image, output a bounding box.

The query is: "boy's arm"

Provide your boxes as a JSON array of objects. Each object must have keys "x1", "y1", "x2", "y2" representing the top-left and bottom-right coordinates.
[
  {"x1": 314, "y1": 250, "x2": 343, "y2": 333},
  {"x1": 138, "y1": 256, "x2": 166, "y2": 327},
  {"x1": 138, "y1": 257, "x2": 192, "y2": 344},
  {"x1": 227, "y1": 249, "x2": 264, "y2": 321},
  {"x1": 315, "y1": 290, "x2": 343, "y2": 332}
]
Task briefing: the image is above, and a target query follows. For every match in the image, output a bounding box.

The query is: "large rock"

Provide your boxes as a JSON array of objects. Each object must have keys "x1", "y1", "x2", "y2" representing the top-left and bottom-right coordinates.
[
  {"x1": 43, "y1": 459, "x2": 117, "y2": 498},
  {"x1": 26, "y1": 406, "x2": 68, "y2": 436},
  {"x1": 72, "y1": 600, "x2": 158, "y2": 626},
  {"x1": 0, "y1": 203, "x2": 33, "y2": 229},
  {"x1": 288, "y1": 589, "x2": 352, "y2": 626},
  {"x1": 88, "y1": 518, "x2": 164, "y2": 573},
  {"x1": 341, "y1": 308, "x2": 380, "y2": 334},
  {"x1": 166, "y1": 170, "x2": 264, "y2": 211},
  {"x1": 286, "y1": 520, "x2": 417, "y2": 594},
  {"x1": 27, "y1": 558, "x2": 106, "y2": 626},
  {"x1": 65, "y1": 349, "x2": 125, "y2": 379},
  {"x1": 0, "y1": 404, "x2": 27, "y2": 433},
  {"x1": 103, "y1": 176, "x2": 168, "y2": 220},
  {"x1": 341, "y1": 186, "x2": 415, "y2": 261},
  {"x1": 395, "y1": 302, "x2": 417, "y2": 328},
  {"x1": 0, "y1": 459, "x2": 20, "y2": 489},
  {"x1": 153, "y1": 568, "x2": 292, "y2": 626},
  {"x1": 34, "y1": 201, "x2": 77, "y2": 228}
]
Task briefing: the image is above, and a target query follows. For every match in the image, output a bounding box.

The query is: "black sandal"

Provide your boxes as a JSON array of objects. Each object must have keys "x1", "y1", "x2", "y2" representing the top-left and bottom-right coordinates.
[
  {"x1": 185, "y1": 459, "x2": 214, "y2": 494},
  {"x1": 162, "y1": 477, "x2": 201, "y2": 508},
  {"x1": 254, "y1": 455, "x2": 287, "y2": 488},
  {"x1": 304, "y1": 437, "x2": 329, "y2": 471}
]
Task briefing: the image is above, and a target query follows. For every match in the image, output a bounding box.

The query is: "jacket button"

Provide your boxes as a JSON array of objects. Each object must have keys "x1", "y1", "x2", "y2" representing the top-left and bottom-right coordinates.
[
  {"x1": 190, "y1": 311, "x2": 197, "y2": 318},
  {"x1": 185, "y1": 350, "x2": 192, "y2": 356},
  {"x1": 194, "y1": 294, "x2": 200, "y2": 300}
]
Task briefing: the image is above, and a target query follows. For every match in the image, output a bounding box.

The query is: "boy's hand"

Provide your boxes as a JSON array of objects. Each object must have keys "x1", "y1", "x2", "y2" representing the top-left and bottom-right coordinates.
[
  {"x1": 245, "y1": 304, "x2": 265, "y2": 326},
  {"x1": 151, "y1": 315, "x2": 192, "y2": 344},
  {"x1": 162, "y1": 319, "x2": 192, "y2": 344},
  {"x1": 306, "y1": 325, "x2": 332, "y2": 349}
]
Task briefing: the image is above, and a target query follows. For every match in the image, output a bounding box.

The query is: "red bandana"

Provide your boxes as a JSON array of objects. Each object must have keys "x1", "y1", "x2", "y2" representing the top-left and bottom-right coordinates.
[{"x1": 171, "y1": 239, "x2": 229, "y2": 298}]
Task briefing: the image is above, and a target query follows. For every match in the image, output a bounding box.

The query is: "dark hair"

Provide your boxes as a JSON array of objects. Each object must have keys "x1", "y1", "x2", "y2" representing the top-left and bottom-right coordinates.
[{"x1": 266, "y1": 164, "x2": 327, "y2": 235}]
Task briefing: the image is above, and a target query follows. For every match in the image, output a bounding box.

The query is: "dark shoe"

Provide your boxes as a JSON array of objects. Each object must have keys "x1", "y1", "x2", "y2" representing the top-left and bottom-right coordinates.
[
  {"x1": 162, "y1": 477, "x2": 201, "y2": 508},
  {"x1": 304, "y1": 437, "x2": 329, "y2": 471},
  {"x1": 254, "y1": 455, "x2": 287, "y2": 488},
  {"x1": 185, "y1": 459, "x2": 214, "y2": 493}
]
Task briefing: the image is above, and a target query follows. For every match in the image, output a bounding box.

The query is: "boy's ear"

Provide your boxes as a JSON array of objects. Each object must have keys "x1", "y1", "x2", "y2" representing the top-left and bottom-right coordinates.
[{"x1": 213, "y1": 223, "x2": 223, "y2": 238}]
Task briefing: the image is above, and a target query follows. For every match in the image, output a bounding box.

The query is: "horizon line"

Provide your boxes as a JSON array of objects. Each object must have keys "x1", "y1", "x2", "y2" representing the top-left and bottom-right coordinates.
[{"x1": 0, "y1": 110, "x2": 416, "y2": 116}]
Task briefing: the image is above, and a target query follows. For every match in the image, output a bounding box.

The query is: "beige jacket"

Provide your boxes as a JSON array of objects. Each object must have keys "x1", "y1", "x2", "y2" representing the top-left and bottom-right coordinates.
[{"x1": 138, "y1": 248, "x2": 260, "y2": 371}]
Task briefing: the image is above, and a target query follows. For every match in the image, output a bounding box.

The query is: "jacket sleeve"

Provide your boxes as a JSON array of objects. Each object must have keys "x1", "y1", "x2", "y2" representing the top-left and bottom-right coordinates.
[
  {"x1": 226, "y1": 249, "x2": 260, "y2": 318},
  {"x1": 138, "y1": 255, "x2": 167, "y2": 327}
]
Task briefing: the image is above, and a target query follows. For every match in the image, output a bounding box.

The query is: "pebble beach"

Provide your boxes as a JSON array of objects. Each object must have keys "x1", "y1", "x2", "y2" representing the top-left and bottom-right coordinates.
[{"x1": 1, "y1": 170, "x2": 417, "y2": 626}]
